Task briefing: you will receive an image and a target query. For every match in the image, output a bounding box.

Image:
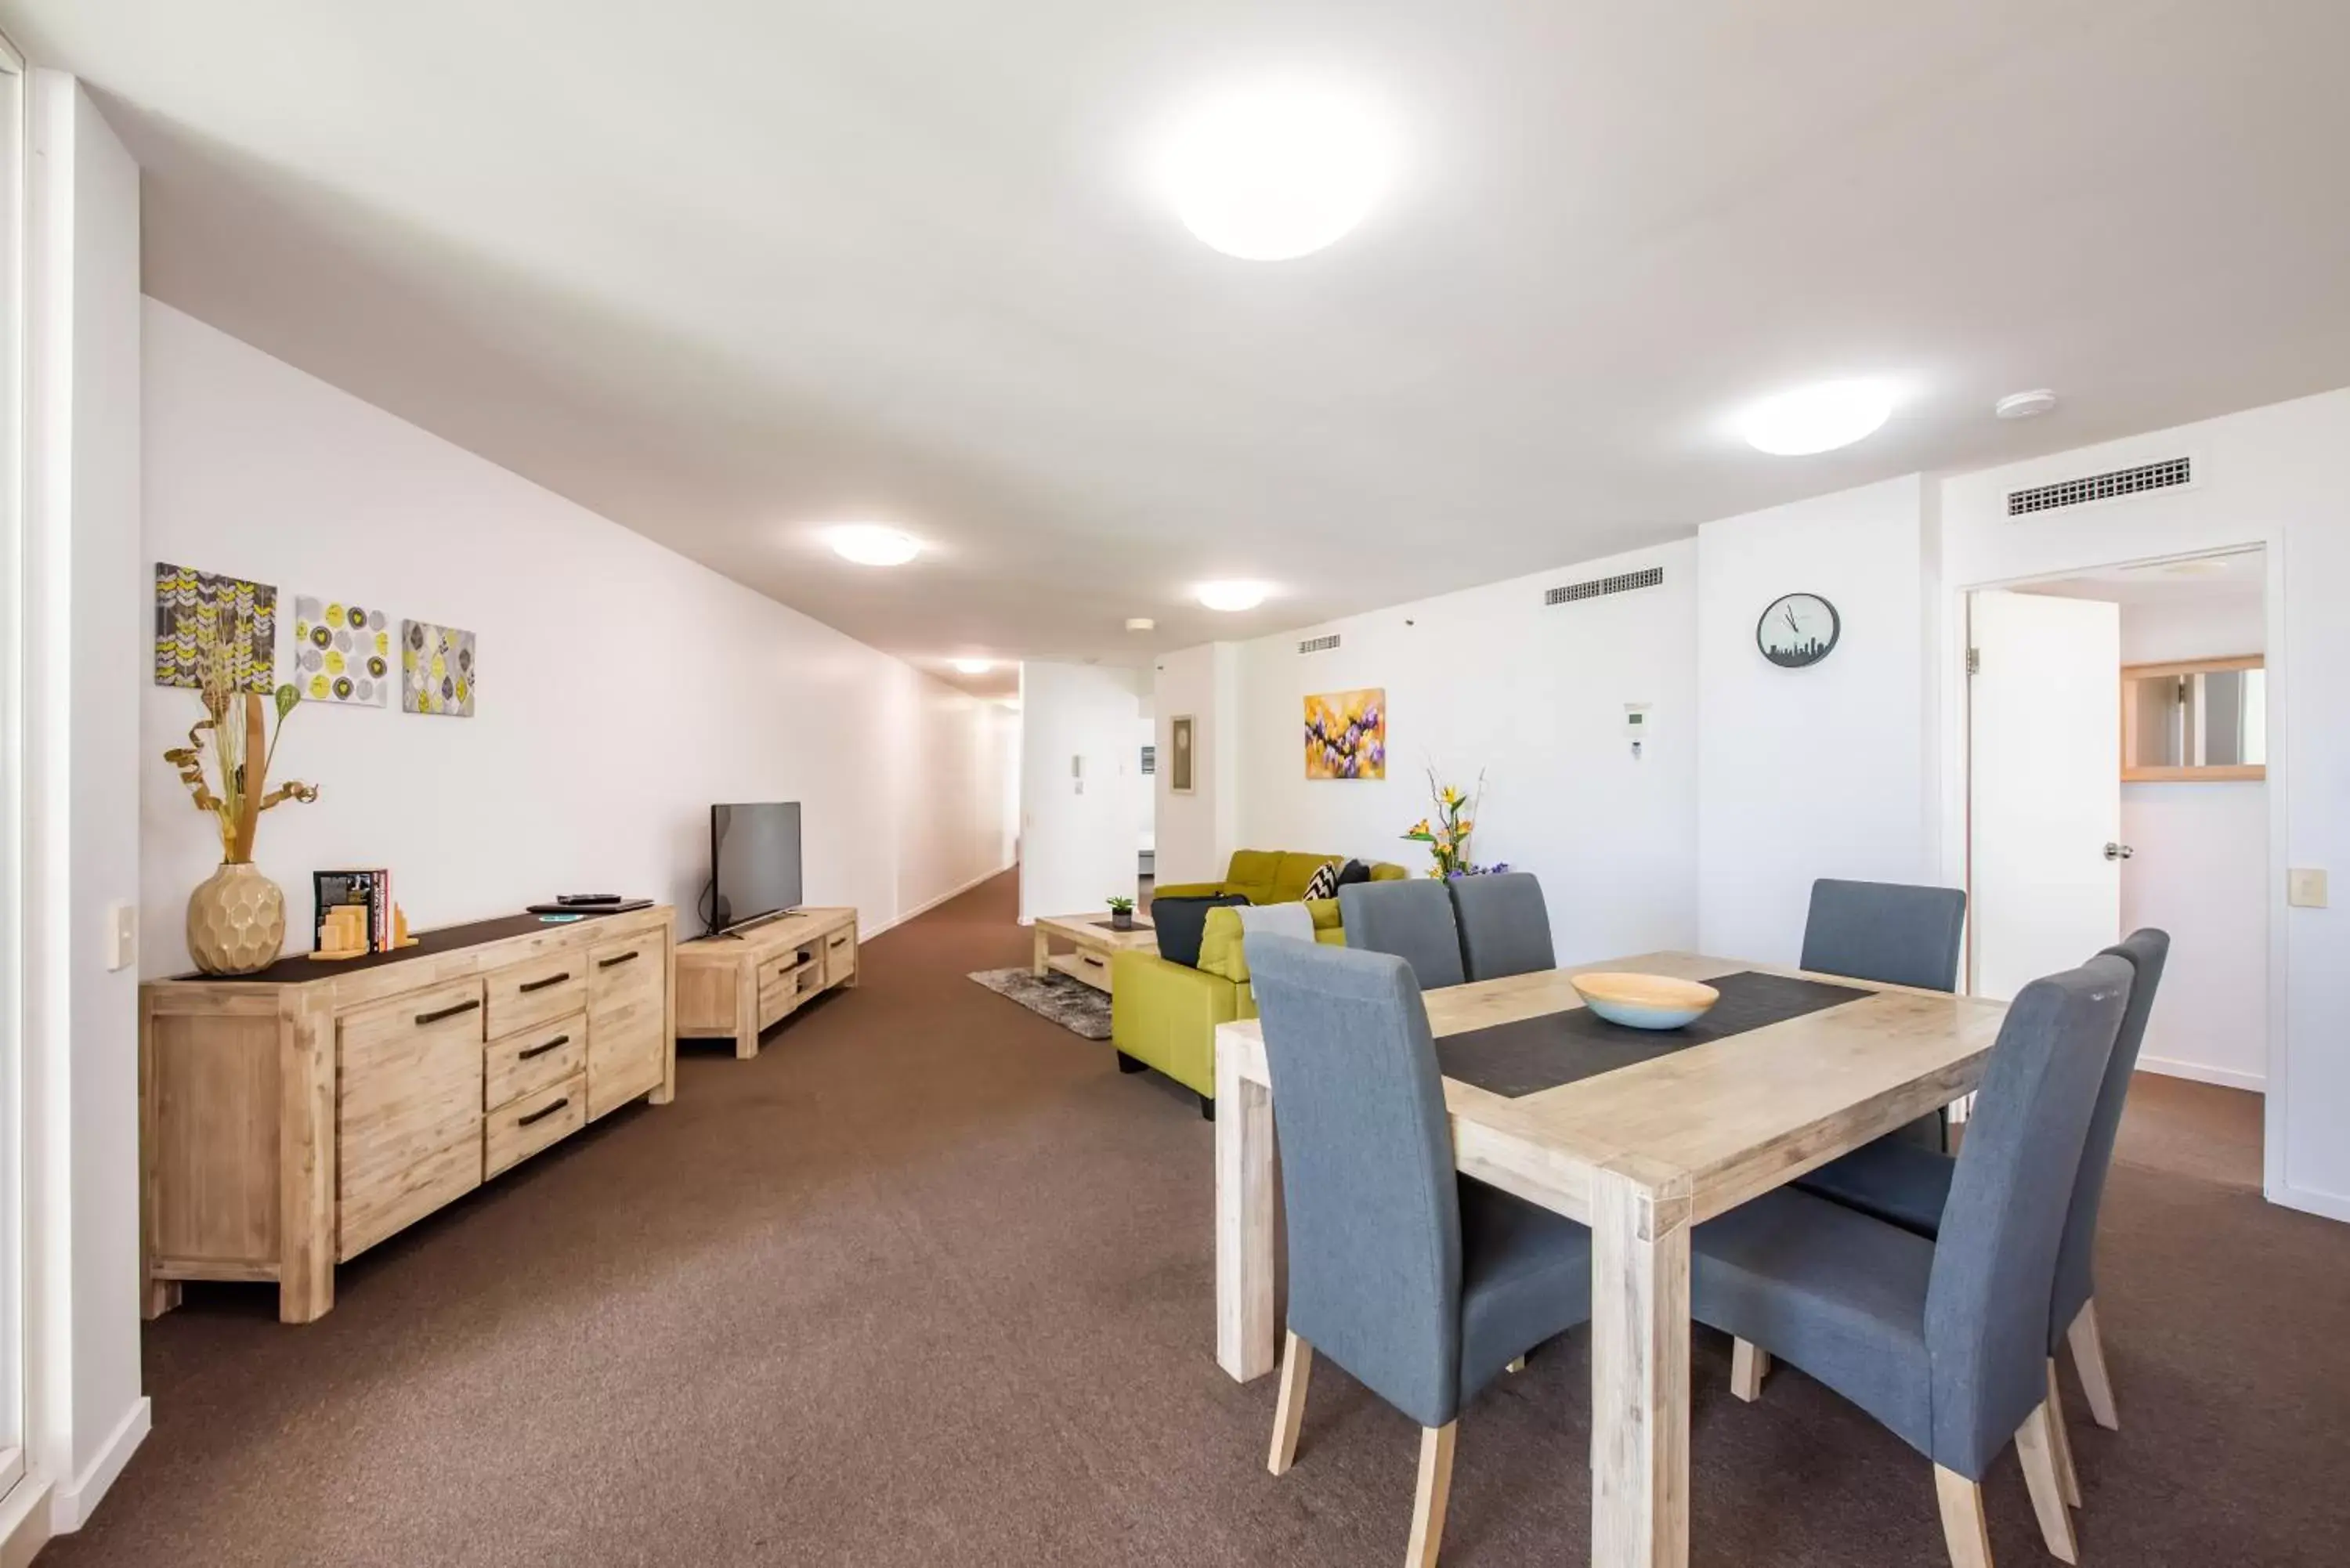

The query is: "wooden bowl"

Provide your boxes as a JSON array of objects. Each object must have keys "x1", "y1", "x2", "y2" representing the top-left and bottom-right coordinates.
[{"x1": 1570, "y1": 972, "x2": 1720, "y2": 1030}]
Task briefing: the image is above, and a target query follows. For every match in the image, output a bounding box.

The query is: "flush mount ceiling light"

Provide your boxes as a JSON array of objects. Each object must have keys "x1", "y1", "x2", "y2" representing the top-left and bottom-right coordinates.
[
  {"x1": 825, "y1": 524, "x2": 922, "y2": 566},
  {"x1": 1739, "y1": 380, "x2": 1896, "y2": 456},
  {"x1": 1159, "y1": 78, "x2": 1392, "y2": 261},
  {"x1": 951, "y1": 657, "x2": 994, "y2": 674},
  {"x1": 1995, "y1": 388, "x2": 2059, "y2": 421},
  {"x1": 1126, "y1": 617, "x2": 1156, "y2": 632},
  {"x1": 1196, "y1": 580, "x2": 1271, "y2": 612}
]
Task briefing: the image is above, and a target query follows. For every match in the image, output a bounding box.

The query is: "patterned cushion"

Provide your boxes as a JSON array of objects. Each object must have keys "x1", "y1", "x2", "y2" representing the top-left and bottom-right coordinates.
[{"x1": 1301, "y1": 859, "x2": 1342, "y2": 901}]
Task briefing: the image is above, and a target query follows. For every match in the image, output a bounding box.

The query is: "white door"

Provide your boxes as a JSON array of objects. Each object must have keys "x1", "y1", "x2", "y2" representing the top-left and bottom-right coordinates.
[{"x1": 1969, "y1": 590, "x2": 2123, "y2": 999}]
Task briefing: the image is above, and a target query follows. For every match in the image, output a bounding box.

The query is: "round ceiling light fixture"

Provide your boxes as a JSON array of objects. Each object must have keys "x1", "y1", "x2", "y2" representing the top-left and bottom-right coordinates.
[
  {"x1": 1995, "y1": 388, "x2": 2059, "y2": 421},
  {"x1": 1126, "y1": 616, "x2": 1156, "y2": 632},
  {"x1": 1159, "y1": 78, "x2": 1392, "y2": 261},
  {"x1": 951, "y1": 657, "x2": 994, "y2": 675},
  {"x1": 1739, "y1": 380, "x2": 1896, "y2": 456},
  {"x1": 825, "y1": 524, "x2": 922, "y2": 566},
  {"x1": 1196, "y1": 580, "x2": 1271, "y2": 612}
]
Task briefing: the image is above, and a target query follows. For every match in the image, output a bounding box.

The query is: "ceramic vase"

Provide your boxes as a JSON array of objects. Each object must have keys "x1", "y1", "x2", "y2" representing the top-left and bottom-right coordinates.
[{"x1": 186, "y1": 861, "x2": 286, "y2": 975}]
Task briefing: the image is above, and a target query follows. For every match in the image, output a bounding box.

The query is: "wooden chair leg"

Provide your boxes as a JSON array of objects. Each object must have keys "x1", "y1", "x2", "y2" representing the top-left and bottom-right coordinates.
[
  {"x1": 1730, "y1": 1338, "x2": 1770, "y2": 1403},
  {"x1": 1405, "y1": 1422, "x2": 1457, "y2": 1568},
  {"x1": 2066, "y1": 1299, "x2": 2120, "y2": 1431},
  {"x1": 1933, "y1": 1466, "x2": 1993, "y2": 1568},
  {"x1": 2044, "y1": 1358, "x2": 2082, "y2": 1508},
  {"x1": 1267, "y1": 1331, "x2": 1314, "y2": 1476},
  {"x1": 2016, "y1": 1401, "x2": 2080, "y2": 1563}
]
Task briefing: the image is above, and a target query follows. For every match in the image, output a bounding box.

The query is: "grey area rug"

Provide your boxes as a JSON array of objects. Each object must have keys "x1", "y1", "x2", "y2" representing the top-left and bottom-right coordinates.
[{"x1": 967, "y1": 967, "x2": 1112, "y2": 1040}]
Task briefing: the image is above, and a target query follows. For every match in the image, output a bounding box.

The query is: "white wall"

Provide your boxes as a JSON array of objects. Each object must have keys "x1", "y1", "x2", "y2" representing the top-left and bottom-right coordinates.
[
  {"x1": 1227, "y1": 540, "x2": 1699, "y2": 964},
  {"x1": 2113, "y1": 592, "x2": 2269, "y2": 1089},
  {"x1": 20, "y1": 74, "x2": 147, "y2": 1537},
  {"x1": 1017, "y1": 661, "x2": 1147, "y2": 921},
  {"x1": 1148, "y1": 641, "x2": 1242, "y2": 886},
  {"x1": 1697, "y1": 475, "x2": 1943, "y2": 965},
  {"x1": 1940, "y1": 388, "x2": 2350, "y2": 1219},
  {"x1": 140, "y1": 302, "x2": 1013, "y2": 974}
]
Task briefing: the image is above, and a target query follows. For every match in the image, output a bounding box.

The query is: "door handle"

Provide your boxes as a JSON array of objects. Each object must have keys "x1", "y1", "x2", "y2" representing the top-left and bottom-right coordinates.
[{"x1": 2104, "y1": 842, "x2": 2135, "y2": 861}]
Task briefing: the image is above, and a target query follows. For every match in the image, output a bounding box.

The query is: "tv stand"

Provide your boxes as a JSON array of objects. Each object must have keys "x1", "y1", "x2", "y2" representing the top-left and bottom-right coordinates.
[{"x1": 674, "y1": 906, "x2": 858, "y2": 1057}]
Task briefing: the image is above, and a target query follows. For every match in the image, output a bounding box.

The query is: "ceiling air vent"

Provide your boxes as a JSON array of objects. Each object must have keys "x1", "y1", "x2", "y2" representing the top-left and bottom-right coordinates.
[
  {"x1": 2008, "y1": 456, "x2": 2192, "y2": 518},
  {"x1": 1297, "y1": 634, "x2": 1341, "y2": 654},
  {"x1": 1546, "y1": 566, "x2": 1664, "y2": 606}
]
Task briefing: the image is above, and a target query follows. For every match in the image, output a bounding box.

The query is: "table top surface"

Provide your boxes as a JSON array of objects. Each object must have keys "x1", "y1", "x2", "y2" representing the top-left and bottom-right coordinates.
[
  {"x1": 1220, "y1": 951, "x2": 2008, "y2": 1213},
  {"x1": 1035, "y1": 912, "x2": 1158, "y2": 944}
]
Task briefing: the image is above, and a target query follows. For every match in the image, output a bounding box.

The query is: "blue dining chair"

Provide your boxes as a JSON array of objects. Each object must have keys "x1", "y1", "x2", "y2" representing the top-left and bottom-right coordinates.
[
  {"x1": 1692, "y1": 955, "x2": 2132, "y2": 1568},
  {"x1": 1796, "y1": 877, "x2": 1969, "y2": 1151},
  {"x1": 1340, "y1": 878, "x2": 1469, "y2": 990},
  {"x1": 1777, "y1": 930, "x2": 2169, "y2": 1501},
  {"x1": 1446, "y1": 872, "x2": 1556, "y2": 981},
  {"x1": 1245, "y1": 934, "x2": 1591, "y2": 1568}
]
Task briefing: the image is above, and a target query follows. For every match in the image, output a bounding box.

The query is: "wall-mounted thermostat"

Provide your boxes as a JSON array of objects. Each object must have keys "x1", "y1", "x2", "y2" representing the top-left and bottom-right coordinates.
[{"x1": 1624, "y1": 703, "x2": 1653, "y2": 760}]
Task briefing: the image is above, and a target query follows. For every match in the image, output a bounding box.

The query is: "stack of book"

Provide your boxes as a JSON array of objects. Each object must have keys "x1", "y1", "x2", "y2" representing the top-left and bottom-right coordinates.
[{"x1": 313, "y1": 869, "x2": 395, "y2": 954}]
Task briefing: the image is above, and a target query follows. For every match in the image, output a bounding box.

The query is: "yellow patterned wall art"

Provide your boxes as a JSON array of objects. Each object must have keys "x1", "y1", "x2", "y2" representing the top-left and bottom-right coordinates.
[
  {"x1": 1303, "y1": 688, "x2": 1386, "y2": 780},
  {"x1": 401, "y1": 619, "x2": 477, "y2": 717},
  {"x1": 295, "y1": 596, "x2": 392, "y2": 706},
  {"x1": 154, "y1": 562, "x2": 275, "y2": 690}
]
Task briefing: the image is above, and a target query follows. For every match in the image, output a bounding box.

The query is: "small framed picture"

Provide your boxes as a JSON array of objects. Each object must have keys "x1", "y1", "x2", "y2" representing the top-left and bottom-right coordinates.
[{"x1": 1170, "y1": 714, "x2": 1196, "y2": 795}]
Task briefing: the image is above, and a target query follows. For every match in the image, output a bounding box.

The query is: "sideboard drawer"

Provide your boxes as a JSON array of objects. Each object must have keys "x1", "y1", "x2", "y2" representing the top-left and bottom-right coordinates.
[
  {"x1": 338, "y1": 979, "x2": 485, "y2": 1261},
  {"x1": 486, "y1": 1010, "x2": 586, "y2": 1110},
  {"x1": 485, "y1": 953, "x2": 588, "y2": 1039},
  {"x1": 588, "y1": 993, "x2": 666, "y2": 1119},
  {"x1": 588, "y1": 934, "x2": 661, "y2": 1016},
  {"x1": 821, "y1": 926, "x2": 857, "y2": 987},
  {"x1": 484, "y1": 1071, "x2": 586, "y2": 1178},
  {"x1": 757, "y1": 945, "x2": 816, "y2": 993}
]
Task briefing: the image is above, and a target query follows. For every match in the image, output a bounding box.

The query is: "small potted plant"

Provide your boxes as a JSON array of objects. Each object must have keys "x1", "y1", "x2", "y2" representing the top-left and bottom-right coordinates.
[{"x1": 1106, "y1": 895, "x2": 1137, "y2": 931}]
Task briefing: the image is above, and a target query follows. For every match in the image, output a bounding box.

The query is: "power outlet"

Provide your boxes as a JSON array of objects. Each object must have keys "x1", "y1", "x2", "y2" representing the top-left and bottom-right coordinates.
[
  {"x1": 107, "y1": 901, "x2": 139, "y2": 971},
  {"x1": 2289, "y1": 868, "x2": 2329, "y2": 909}
]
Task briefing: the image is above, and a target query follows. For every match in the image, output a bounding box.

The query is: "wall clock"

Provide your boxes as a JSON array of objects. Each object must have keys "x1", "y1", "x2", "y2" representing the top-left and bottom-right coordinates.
[{"x1": 1757, "y1": 592, "x2": 1840, "y2": 668}]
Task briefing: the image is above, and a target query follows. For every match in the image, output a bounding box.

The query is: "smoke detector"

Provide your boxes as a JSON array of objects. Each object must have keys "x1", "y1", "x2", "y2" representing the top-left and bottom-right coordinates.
[{"x1": 1995, "y1": 389, "x2": 2059, "y2": 421}]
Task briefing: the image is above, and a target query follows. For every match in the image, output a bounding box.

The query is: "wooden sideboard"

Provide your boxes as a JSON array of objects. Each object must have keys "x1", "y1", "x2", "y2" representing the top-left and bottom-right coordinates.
[
  {"x1": 139, "y1": 905, "x2": 676, "y2": 1324},
  {"x1": 674, "y1": 906, "x2": 859, "y2": 1057}
]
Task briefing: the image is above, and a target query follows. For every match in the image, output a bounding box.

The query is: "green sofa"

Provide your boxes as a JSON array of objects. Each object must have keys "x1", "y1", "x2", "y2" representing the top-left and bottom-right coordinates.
[{"x1": 1111, "y1": 851, "x2": 1409, "y2": 1112}]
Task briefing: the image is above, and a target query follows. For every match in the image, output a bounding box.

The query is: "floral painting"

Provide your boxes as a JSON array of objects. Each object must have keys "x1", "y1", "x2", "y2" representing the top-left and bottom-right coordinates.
[{"x1": 1303, "y1": 688, "x2": 1386, "y2": 780}]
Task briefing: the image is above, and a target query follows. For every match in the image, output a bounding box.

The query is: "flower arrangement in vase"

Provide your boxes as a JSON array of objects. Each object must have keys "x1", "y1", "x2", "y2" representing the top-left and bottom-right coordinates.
[
  {"x1": 1401, "y1": 768, "x2": 1510, "y2": 880},
  {"x1": 163, "y1": 608, "x2": 320, "y2": 973}
]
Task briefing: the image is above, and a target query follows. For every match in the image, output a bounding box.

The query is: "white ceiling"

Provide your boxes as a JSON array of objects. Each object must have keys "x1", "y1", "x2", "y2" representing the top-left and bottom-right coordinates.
[{"x1": 9, "y1": 2, "x2": 2350, "y2": 699}]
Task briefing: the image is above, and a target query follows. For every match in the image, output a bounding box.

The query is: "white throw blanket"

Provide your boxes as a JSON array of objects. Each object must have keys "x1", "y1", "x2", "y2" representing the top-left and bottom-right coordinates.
[{"x1": 1234, "y1": 901, "x2": 1316, "y2": 945}]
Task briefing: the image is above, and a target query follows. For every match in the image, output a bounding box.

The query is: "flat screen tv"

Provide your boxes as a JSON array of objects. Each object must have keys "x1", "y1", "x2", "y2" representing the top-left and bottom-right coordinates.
[{"x1": 710, "y1": 802, "x2": 803, "y2": 934}]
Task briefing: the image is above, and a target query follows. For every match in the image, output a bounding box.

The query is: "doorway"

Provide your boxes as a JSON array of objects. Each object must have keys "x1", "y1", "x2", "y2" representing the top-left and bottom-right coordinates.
[{"x1": 1965, "y1": 547, "x2": 2269, "y2": 1170}]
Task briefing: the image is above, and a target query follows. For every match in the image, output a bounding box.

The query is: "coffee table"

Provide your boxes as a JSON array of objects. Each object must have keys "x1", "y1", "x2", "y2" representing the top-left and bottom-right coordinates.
[{"x1": 1031, "y1": 912, "x2": 1157, "y2": 994}]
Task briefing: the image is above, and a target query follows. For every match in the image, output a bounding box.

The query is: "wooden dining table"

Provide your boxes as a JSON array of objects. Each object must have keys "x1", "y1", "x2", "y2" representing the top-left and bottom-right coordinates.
[{"x1": 1212, "y1": 950, "x2": 2009, "y2": 1568}]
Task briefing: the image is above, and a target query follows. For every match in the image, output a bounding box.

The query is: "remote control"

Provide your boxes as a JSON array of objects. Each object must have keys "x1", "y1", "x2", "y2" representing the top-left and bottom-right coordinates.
[{"x1": 557, "y1": 893, "x2": 623, "y2": 905}]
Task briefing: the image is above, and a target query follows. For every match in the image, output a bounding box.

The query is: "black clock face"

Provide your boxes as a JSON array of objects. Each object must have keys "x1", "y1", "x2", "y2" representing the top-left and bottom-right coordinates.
[{"x1": 1758, "y1": 593, "x2": 1839, "y2": 668}]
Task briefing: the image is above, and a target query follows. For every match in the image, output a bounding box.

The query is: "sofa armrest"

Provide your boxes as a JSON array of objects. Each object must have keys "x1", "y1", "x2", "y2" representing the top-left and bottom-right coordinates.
[{"x1": 1109, "y1": 951, "x2": 1240, "y2": 1099}]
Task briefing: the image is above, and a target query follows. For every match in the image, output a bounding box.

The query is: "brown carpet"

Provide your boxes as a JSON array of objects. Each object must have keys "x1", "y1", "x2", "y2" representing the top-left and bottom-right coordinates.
[{"x1": 48, "y1": 872, "x2": 2350, "y2": 1566}]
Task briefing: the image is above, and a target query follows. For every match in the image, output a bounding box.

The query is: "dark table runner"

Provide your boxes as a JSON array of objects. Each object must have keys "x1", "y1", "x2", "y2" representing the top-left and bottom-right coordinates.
[{"x1": 1433, "y1": 970, "x2": 1871, "y2": 1099}]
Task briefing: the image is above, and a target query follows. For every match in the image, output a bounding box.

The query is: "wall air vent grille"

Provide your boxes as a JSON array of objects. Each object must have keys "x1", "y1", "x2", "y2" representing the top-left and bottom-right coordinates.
[
  {"x1": 1297, "y1": 634, "x2": 1342, "y2": 654},
  {"x1": 1545, "y1": 566, "x2": 1664, "y2": 606},
  {"x1": 2007, "y1": 457, "x2": 2192, "y2": 517}
]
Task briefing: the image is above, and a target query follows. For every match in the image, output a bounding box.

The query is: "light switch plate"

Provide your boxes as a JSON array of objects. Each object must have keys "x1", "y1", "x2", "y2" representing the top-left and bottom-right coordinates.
[
  {"x1": 107, "y1": 901, "x2": 139, "y2": 971},
  {"x1": 2289, "y1": 868, "x2": 2328, "y2": 909}
]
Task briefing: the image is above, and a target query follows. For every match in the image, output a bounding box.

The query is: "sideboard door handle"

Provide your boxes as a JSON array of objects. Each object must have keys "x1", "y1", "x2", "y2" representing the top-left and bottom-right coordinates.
[
  {"x1": 517, "y1": 1096, "x2": 571, "y2": 1127},
  {"x1": 518, "y1": 1034, "x2": 570, "y2": 1060},
  {"x1": 415, "y1": 998, "x2": 482, "y2": 1026},
  {"x1": 519, "y1": 971, "x2": 572, "y2": 993},
  {"x1": 598, "y1": 950, "x2": 641, "y2": 969}
]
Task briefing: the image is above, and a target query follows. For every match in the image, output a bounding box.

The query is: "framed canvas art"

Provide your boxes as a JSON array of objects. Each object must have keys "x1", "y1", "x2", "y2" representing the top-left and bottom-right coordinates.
[
  {"x1": 1303, "y1": 688, "x2": 1386, "y2": 780},
  {"x1": 1169, "y1": 715, "x2": 1195, "y2": 794},
  {"x1": 154, "y1": 562, "x2": 275, "y2": 690},
  {"x1": 294, "y1": 595, "x2": 392, "y2": 706},
  {"x1": 400, "y1": 619, "x2": 478, "y2": 717}
]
